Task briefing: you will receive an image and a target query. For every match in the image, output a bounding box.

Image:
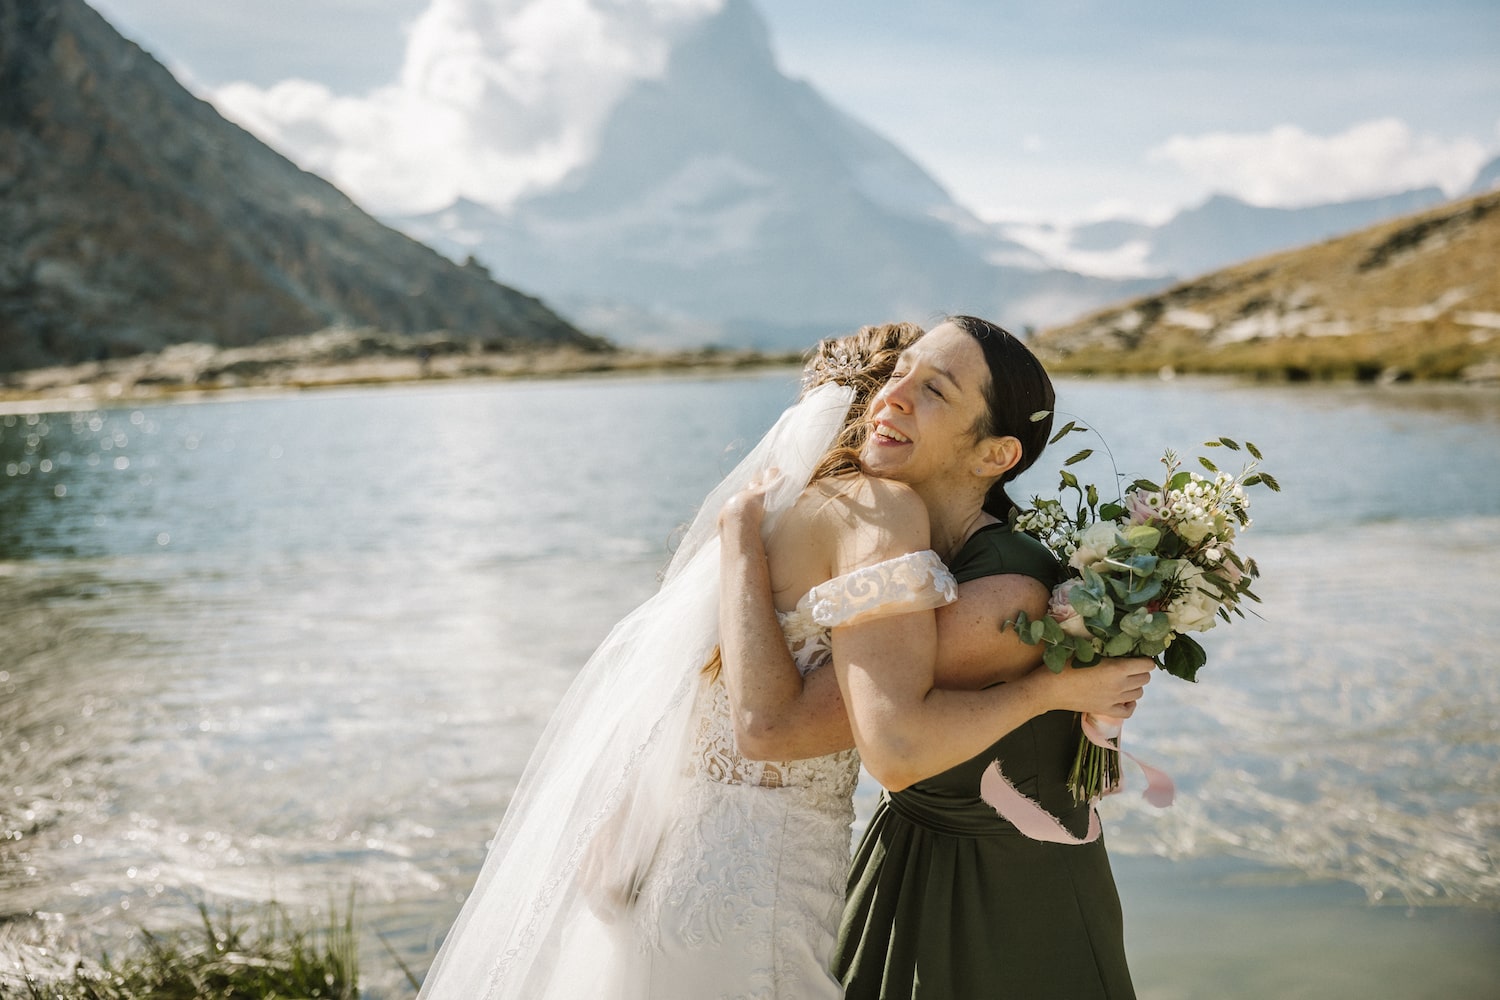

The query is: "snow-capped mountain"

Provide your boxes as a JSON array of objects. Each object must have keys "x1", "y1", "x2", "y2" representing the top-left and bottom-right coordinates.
[
  {"x1": 1469, "y1": 154, "x2": 1500, "y2": 195},
  {"x1": 387, "y1": 0, "x2": 1489, "y2": 349},
  {"x1": 391, "y1": 0, "x2": 1154, "y2": 349},
  {"x1": 1003, "y1": 187, "x2": 1453, "y2": 282}
]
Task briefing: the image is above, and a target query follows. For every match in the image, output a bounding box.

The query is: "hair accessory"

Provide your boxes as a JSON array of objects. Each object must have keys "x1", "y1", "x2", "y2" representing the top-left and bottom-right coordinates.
[{"x1": 803, "y1": 344, "x2": 865, "y2": 390}]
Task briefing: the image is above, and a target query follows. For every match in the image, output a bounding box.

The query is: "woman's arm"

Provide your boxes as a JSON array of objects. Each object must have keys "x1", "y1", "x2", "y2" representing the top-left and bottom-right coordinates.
[
  {"x1": 832, "y1": 582, "x2": 1152, "y2": 791},
  {"x1": 717, "y1": 484, "x2": 856, "y2": 761},
  {"x1": 718, "y1": 479, "x2": 1152, "y2": 783}
]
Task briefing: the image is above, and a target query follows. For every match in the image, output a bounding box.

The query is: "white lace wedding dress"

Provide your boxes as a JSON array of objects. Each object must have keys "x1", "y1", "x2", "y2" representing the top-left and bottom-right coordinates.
[
  {"x1": 628, "y1": 549, "x2": 956, "y2": 1000},
  {"x1": 416, "y1": 385, "x2": 957, "y2": 1000}
]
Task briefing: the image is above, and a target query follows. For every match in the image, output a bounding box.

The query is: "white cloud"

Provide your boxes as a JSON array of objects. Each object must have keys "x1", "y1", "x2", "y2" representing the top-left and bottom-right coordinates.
[
  {"x1": 211, "y1": 0, "x2": 724, "y2": 215},
  {"x1": 1148, "y1": 118, "x2": 1491, "y2": 207}
]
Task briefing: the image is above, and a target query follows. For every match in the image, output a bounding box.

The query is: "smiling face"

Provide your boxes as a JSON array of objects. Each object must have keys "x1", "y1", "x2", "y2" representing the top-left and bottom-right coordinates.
[{"x1": 859, "y1": 321, "x2": 1020, "y2": 492}]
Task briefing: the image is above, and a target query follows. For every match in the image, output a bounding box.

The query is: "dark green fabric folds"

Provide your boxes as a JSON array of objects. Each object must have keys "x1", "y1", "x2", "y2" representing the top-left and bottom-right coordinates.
[{"x1": 834, "y1": 523, "x2": 1136, "y2": 999}]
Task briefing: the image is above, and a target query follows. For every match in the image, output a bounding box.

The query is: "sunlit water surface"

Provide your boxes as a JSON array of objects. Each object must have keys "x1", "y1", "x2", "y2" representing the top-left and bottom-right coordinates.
[{"x1": 2, "y1": 373, "x2": 1497, "y2": 996}]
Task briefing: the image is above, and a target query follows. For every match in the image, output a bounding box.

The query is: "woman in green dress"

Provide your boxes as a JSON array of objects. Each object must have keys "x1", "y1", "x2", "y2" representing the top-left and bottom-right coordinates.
[
  {"x1": 835, "y1": 523, "x2": 1134, "y2": 998},
  {"x1": 719, "y1": 315, "x2": 1141, "y2": 998}
]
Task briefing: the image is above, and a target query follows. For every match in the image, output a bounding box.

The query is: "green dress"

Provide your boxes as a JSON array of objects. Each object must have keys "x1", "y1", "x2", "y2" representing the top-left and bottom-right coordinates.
[{"x1": 835, "y1": 523, "x2": 1136, "y2": 999}]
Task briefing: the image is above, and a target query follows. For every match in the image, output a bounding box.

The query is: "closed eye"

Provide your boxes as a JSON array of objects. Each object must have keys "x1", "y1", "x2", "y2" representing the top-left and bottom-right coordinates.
[{"x1": 926, "y1": 381, "x2": 945, "y2": 399}]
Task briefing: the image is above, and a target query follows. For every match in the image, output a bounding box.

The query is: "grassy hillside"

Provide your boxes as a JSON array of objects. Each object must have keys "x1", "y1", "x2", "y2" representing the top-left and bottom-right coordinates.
[{"x1": 1032, "y1": 189, "x2": 1500, "y2": 382}]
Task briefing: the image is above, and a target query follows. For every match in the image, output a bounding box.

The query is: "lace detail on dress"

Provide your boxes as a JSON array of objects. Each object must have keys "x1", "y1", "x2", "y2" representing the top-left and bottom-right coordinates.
[
  {"x1": 804, "y1": 549, "x2": 957, "y2": 629},
  {"x1": 632, "y1": 549, "x2": 958, "y2": 995}
]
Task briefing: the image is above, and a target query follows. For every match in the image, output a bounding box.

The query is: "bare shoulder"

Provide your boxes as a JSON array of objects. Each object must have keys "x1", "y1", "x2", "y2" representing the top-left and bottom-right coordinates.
[{"x1": 810, "y1": 475, "x2": 930, "y2": 572}]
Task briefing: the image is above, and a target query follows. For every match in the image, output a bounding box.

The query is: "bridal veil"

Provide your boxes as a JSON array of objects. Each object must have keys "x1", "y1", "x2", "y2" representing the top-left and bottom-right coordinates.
[{"x1": 418, "y1": 381, "x2": 856, "y2": 999}]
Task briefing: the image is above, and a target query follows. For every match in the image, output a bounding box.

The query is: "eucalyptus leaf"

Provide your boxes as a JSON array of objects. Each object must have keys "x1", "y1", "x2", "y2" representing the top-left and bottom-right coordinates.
[
  {"x1": 1070, "y1": 637, "x2": 1101, "y2": 665},
  {"x1": 1043, "y1": 643, "x2": 1072, "y2": 673},
  {"x1": 1072, "y1": 589, "x2": 1104, "y2": 618},
  {"x1": 1096, "y1": 595, "x2": 1115, "y2": 623},
  {"x1": 1140, "y1": 611, "x2": 1173, "y2": 640},
  {"x1": 1119, "y1": 607, "x2": 1155, "y2": 638}
]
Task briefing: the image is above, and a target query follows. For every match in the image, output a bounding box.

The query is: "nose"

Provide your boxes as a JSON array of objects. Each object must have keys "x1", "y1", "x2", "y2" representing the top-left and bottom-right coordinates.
[{"x1": 879, "y1": 373, "x2": 915, "y2": 413}]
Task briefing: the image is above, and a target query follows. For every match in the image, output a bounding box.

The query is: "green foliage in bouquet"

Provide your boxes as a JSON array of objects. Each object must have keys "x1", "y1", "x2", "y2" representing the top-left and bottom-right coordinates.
[{"x1": 1003, "y1": 413, "x2": 1281, "y2": 800}]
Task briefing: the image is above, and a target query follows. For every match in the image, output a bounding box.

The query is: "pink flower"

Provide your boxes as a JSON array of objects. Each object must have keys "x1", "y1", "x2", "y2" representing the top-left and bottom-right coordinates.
[
  {"x1": 1123, "y1": 489, "x2": 1164, "y2": 525},
  {"x1": 1048, "y1": 580, "x2": 1094, "y2": 639}
]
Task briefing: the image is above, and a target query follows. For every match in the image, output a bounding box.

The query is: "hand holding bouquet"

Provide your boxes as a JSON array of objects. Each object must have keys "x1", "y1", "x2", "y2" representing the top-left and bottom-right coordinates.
[{"x1": 1007, "y1": 421, "x2": 1280, "y2": 802}]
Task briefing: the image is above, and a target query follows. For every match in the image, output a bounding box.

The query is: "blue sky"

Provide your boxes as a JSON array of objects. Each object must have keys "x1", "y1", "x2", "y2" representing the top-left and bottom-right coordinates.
[{"x1": 89, "y1": 0, "x2": 1500, "y2": 223}]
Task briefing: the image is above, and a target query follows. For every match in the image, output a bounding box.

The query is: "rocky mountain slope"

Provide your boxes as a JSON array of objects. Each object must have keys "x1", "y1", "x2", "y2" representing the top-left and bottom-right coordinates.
[
  {"x1": 0, "y1": 0, "x2": 598, "y2": 375},
  {"x1": 1033, "y1": 189, "x2": 1500, "y2": 382}
]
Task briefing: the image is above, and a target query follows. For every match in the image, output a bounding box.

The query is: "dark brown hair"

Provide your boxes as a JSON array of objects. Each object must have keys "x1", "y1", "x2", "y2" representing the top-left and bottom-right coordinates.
[{"x1": 947, "y1": 315, "x2": 1056, "y2": 520}]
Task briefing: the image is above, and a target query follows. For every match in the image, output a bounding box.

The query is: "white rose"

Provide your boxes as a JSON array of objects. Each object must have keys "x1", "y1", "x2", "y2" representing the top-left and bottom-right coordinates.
[
  {"x1": 1176, "y1": 514, "x2": 1215, "y2": 545},
  {"x1": 1166, "y1": 563, "x2": 1220, "y2": 633},
  {"x1": 1068, "y1": 521, "x2": 1121, "y2": 572}
]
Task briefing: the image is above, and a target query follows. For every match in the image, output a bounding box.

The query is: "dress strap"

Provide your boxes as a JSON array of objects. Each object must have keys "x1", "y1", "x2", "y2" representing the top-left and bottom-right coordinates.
[{"x1": 801, "y1": 550, "x2": 957, "y2": 630}]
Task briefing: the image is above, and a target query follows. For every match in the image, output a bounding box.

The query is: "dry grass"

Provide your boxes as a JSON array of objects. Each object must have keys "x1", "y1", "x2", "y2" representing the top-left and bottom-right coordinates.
[{"x1": 1036, "y1": 190, "x2": 1500, "y2": 382}]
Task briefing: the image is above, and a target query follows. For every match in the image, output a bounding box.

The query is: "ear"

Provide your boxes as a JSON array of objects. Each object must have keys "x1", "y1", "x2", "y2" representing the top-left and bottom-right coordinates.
[{"x1": 974, "y1": 435, "x2": 1023, "y2": 480}]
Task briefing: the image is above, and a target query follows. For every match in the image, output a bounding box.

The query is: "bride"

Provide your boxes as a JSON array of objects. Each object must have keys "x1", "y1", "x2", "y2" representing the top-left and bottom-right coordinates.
[{"x1": 417, "y1": 321, "x2": 1148, "y2": 999}]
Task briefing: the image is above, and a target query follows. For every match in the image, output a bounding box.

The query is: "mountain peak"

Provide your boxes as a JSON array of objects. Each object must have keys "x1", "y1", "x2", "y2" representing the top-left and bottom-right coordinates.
[
  {"x1": 676, "y1": 0, "x2": 777, "y2": 73},
  {"x1": 391, "y1": 0, "x2": 1143, "y2": 348}
]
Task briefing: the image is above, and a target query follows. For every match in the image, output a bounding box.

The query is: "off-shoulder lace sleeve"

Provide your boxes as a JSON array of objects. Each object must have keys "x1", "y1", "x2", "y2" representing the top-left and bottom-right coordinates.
[{"x1": 802, "y1": 550, "x2": 957, "y2": 630}]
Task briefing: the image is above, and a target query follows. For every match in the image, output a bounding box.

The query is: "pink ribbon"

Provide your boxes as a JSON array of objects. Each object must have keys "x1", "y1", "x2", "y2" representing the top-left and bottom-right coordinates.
[
  {"x1": 978, "y1": 715, "x2": 1174, "y2": 845},
  {"x1": 980, "y1": 760, "x2": 1103, "y2": 844},
  {"x1": 1081, "y1": 713, "x2": 1176, "y2": 808}
]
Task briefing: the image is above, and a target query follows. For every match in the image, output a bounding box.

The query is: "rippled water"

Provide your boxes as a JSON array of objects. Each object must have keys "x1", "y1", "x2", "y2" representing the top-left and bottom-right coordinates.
[{"x1": 2, "y1": 373, "x2": 1498, "y2": 995}]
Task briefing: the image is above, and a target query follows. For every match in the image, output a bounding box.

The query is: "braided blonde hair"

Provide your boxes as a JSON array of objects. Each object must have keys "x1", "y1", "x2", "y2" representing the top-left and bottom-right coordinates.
[{"x1": 802, "y1": 321, "x2": 923, "y2": 484}]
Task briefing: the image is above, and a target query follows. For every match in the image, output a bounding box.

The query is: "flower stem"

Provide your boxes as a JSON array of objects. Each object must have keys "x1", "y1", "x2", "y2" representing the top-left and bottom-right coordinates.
[{"x1": 1068, "y1": 732, "x2": 1122, "y2": 804}]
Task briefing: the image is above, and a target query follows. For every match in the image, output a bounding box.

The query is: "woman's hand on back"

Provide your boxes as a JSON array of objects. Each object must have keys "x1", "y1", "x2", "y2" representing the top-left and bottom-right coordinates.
[{"x1": 718, "y1": 468, "x2": 784, "y2": 542}]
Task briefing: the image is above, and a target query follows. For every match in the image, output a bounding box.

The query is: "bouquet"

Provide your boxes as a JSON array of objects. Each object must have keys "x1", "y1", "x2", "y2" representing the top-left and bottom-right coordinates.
[{"x1": 1006, "y1": 417, "x2": 1279, "y2": 802}]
